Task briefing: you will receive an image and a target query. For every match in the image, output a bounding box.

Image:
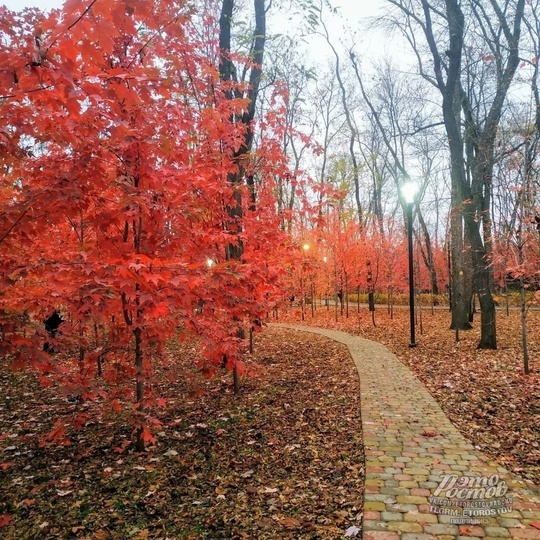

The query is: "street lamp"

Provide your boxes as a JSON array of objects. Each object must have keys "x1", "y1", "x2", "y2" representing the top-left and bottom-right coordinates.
[
  {"x1": 402, "y1": 181, "x2": 418, "y2": 348},
  {"x1": 301, "y1": 244, "x2": 310, "y2": 320},
  {"x1": 323, "y1": 256, "x2": 330, "y2": 308}
]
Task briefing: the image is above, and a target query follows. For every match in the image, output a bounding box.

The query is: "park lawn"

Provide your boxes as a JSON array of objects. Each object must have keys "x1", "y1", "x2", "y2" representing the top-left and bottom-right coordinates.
[{"x1": 0, "y1": 327, "x2": 364, "y2": 540}]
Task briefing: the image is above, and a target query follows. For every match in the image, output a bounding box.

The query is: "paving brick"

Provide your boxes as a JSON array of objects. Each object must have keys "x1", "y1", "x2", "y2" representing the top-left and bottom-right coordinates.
[
  {"x1": 483, "y1": 527, "x2": 510, "y2": 537},
  {"x1": 365, "y1": 494, "x2": 390, "y2": 502},
  {"x1": 396, "y1": 495, "x2": 429, "y2": 504},
  {"x1": 365, "y1": 501, "x2": 386, "y2": 511},
  {"x1": 377, "y1": 473, "x2": 396, "y2": 480},
  {"x1": 507, "y1": 529, "x2": 540, "y2": 539},
  {"x1": 498, "y1": 510, "x2": 525, "y2": 518},
  {"x1": 418, "y1": 481, "x2": 437, "y2": 489},
  {"x1": 496, "y1": 518, "x2": 524, "y2": 527},
  {"x1": 424, "y1": 523, "x2": 459, "y2": 535},
  {"x1": 403, "y1": 512, "x2": 438, "y2": 523},
  {"x1": 387, "y1": 521, "x2": 424, "y2": 533},
  {"x1": 380, "y1": 487, "x2": 411, "y2": 496},
  {"x1": 403, "y1": 468, "x2": 431, "y2": 475},
  {"x1": 458, "y1": 525, "x2": 485, "y2": 536},
  {"x1": 521, "y1": 510, "x2": 540, "y2": 519},
  {"x1": 367, "y1": 466, "x2": 385, "y2": 473},
  {"x1": 400, "y1": 481, "x2": 420, "y2": 488},
  {"x1": 383, "y1": 479, "x2": 399, "y2": 487},
  {"x1": 381, "y1": 511, "x2": 403, "y2": 521},
  {"x1": 384, "y1": 467, "x2": 403, "y2": 474},
  {"x1": 363, "y1": 532, "x2": 400, "y2": 540},
  {"x1": 364, "y1": 520, "x2": 389, "y2": 531},
  {"x1": 366, "y1": 479, "x2": 385, "y2": 487},
  {"x1": 387, "y1": 503, "x2": 419, "y2": 513},
  {"x1": 514, "y1": 502, "x2": 540, "y2": 511},
  {"x1": 400, "y1": 534, "x2": 437, "y2": 539},
  {"x1": 411, "y1": 488, "x2": 431, "y2": 496}
]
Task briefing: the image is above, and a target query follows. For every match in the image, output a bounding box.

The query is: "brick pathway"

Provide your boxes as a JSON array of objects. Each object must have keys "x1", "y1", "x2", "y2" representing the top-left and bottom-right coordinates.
[{"x1": 275, "y1": 324, "x2": 540, "y2": 540}]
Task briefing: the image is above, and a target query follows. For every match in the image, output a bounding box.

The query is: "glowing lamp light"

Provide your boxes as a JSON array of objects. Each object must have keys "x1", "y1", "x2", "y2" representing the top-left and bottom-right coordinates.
[{"x1": 401, "y1": 181, "x2": 418, "y2": 204}]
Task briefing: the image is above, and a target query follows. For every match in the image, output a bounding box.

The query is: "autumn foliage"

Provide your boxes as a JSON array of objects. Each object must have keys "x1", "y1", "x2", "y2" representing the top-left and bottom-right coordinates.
[
  {"x1": 1, "y1": 0, "x2": 538, "y2": 452},
  {"x1": 0, "y1": 0, "x2": 290, "y2": 446}
]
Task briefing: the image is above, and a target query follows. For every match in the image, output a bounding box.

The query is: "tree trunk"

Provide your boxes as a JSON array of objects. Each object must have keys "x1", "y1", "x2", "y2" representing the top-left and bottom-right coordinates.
[
  {"x1": 219, "y1": 0, "x2": 267, "y2": 387},
  {"x1": 449, "y1": 188, "x2": 472, "y2": 330},
  {"x1": 134, "y1": 326, "x2": 144, "y2": 452},
  {"x1": 416, "y1": 205, "x2": 439, "y2": 295}
]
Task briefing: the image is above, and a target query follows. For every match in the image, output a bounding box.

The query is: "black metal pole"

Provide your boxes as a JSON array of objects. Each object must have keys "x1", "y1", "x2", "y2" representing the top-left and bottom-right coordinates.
[{"x1": 407, "y1": 202, "x2": 416, "y2": 347}]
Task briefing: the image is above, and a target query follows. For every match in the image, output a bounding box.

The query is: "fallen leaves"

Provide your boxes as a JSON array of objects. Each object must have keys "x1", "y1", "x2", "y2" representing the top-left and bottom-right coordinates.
[
  {"x1": 0, "y1": 327, "x2": 364, "y2": 538},
  {"x1": 56, "y1": 490, "x2": 73, "y2": 497},
  {"x1": 344, "y1": 524, "x2": 361, "y2": 537}
]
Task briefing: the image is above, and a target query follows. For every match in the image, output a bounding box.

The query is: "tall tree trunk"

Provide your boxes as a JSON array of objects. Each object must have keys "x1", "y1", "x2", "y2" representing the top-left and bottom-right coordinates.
[
  {"x1": 415, "y1": 204, "x2": 439, "y2": 295},
  {"x1": 134, "y1": 326, "x2": 144, "y2": 452},
  {"x1": 219, "y1": 0, "x2": 266, "y2": 388}
]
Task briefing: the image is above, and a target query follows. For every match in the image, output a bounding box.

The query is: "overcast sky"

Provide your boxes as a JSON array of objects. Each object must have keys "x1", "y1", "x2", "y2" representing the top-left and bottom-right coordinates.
[
  {"x1": 2, "y1": 0, "x2": 387, "y2": 13},
  {"x1": 1, "y1": 0, "x2": 409, "y2": 70},
  {"x1": 2, "y1": 0, "x2": 389, "y2": 36},
  {"x1": 3, "y1": 0, "x2": 57, "y2": 9}
]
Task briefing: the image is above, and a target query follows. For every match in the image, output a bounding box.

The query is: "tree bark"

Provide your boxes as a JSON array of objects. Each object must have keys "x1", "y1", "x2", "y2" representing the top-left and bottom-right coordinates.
[
  {"x1": 410, "y1": 0, "x2": 525, "y2": 346},
  {"x1": 219, "y1": 0, "x2": 266, "y2": 385}
]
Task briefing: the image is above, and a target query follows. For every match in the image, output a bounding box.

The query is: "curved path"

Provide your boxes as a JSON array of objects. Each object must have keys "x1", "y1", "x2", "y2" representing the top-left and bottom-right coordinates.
[{"x1": 275, "y1": 324, "x2": 540, "y2": 540}]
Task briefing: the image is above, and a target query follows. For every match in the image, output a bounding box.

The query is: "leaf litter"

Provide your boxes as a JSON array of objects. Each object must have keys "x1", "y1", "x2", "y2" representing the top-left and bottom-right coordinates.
[{"x1": 0, "y1": 327, "x2": 364, "y2": 539}]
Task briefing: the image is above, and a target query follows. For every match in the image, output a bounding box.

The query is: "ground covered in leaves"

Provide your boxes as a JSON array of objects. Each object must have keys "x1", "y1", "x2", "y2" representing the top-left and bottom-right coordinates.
[
  {"x1": 0, "y1": 327, "x2": 364, "y2": 539},
  {"x1": 281, "y1": 304, "x2": 540, "y2": 486}
]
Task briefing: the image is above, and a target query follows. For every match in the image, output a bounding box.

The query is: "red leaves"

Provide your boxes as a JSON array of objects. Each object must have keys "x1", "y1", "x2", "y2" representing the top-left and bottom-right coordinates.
[
  {"x1": 140, "y1": 427, "x2": 156, "y2": 445},
  {"x1": 0, "y1": 514, "x2": 11, "y2": 527},
  {"x1": 0, "y1": 0, "x2": 289, "y2": 452},
  {"x1": 156, "y1": 398, "x2": 167, "y2": 408},
  {"x1": 114, "y1": 439, "x2": 131, "y2": 454},
  {"x1": 40, "y1": 419, "x2": 70, "y2": 447}
]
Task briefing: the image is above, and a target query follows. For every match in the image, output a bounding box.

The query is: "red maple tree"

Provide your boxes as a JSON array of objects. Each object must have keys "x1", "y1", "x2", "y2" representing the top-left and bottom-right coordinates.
[{"x1": 0, "y1": 0, "x2": 289, "y2": 449}]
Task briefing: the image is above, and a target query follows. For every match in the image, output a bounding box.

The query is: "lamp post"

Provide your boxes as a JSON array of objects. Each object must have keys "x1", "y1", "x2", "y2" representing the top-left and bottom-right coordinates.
[
  {"x1": 323, "y1": 256, "x2": 329, "y2": 308},
  {"x1": 401, "y1": 181, "x2": 418, "y2": 348},
  {"x1": 301, "y1": 243, "x2": 309, "y2": 321}
]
